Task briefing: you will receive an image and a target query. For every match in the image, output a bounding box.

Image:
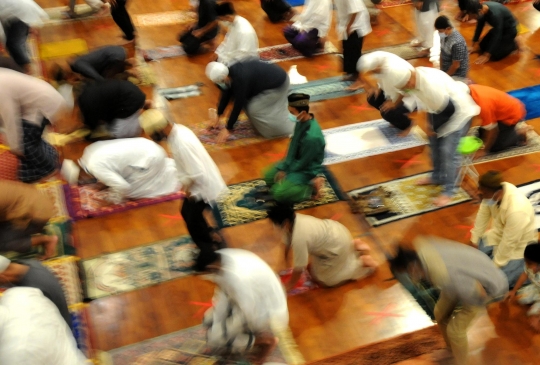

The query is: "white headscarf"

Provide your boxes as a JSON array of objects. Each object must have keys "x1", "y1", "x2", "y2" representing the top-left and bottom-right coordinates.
[{"x1": 205, "y1": 62, "x2": 229, "y2": 83}]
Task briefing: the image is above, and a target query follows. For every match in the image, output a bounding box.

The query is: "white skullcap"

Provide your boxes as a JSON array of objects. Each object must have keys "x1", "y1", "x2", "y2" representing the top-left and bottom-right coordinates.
[
  {"x1": 0, "y1": 256, "x2": 10, "y2": 273},
  {"x1": 61, "y1": 159, "x2": 80, "y2": 186},
  {"x1": 206, "y1": 62, "x2": 229, "y2": 83},
  {"x1": 140, "y1": 109, "x2": 168, "y2": 135}
]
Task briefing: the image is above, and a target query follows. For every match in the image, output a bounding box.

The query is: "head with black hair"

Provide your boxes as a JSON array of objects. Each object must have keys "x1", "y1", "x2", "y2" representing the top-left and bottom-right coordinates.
[
  {"x1": 434, "y1": 16, "x2": 455, "y2": 40},
  {"x1": 465, "y1": 0, "x2": 487, "y2": 18},
  {"x1": 477, "y1": 170, "x2": 504, "y2": 204},
  {"x1": 267, "y1": 204, "x2": 296, "y2": 234},
  {"x1": 524, "y1": 243, "x2": 540, "y2": 274},
  {"x1": 388, "y1": 245, "x2": 426, "y2": 283},
  {"x1": 287, "y1": 93, "x2": 311, "y2": 123},
  {"x1": 216, "y1": 2, "x2": 236, "y2": 23}
]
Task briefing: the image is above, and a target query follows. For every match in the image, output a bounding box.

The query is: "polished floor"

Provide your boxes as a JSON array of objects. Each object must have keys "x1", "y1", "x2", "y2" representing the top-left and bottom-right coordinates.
[{"x1": 30, "y1": 0, "x2": 540, "y2": 363}]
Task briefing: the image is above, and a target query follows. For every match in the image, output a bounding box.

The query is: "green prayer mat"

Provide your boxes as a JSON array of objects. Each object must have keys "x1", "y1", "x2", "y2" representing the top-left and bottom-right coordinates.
[{"x1": 212, "y1": 168, "x2": 346, "y2": 228}]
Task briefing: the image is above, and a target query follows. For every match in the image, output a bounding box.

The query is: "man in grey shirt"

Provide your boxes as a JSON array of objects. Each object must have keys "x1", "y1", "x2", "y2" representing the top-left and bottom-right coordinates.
[{"x1": 390, "y1": 236, "x2": 508, "y2": 365}]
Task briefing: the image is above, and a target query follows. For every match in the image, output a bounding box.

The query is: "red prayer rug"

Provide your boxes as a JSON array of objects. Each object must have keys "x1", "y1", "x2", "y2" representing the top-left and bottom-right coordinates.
[
  {"x1": 64, "y1": 183, "x2": 185, "y2": 220},
  {"x1": 0, "y1": 147, "x2": 18, "y2": 181},
  {"x1": 280, "y1": 268, "x2": 319, "y2": 296}
]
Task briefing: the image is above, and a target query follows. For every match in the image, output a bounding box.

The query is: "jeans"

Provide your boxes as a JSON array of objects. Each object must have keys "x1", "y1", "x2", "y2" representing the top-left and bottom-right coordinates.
[
  {"x1": 428, "y1": 111, "x2": 471, "y2": 196},
  {"x1": 478, "y1": 237, "x2": 524, "y2": 289}
]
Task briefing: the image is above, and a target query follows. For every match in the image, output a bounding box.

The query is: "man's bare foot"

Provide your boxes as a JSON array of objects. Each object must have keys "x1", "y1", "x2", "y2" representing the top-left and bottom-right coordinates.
[
  {"x1": 252, "y1": 335, "x2": 279, "y2": 365},
  {"x1": 433, "y1": 195, "x2": 452, "y2": 207},
  {"x1": 346, "y1": 80, "x2": 365, "y2": 91},
  {"x1": 416, "y1": 177, "x2": 436, "y2": 186},
  {"x1": 95, "y1": 4, "x2": 110, "y2": 17},
  {"x1": 431, "y1": 348, "x2": 454, "y2": 362},
  {"x1": 361, "y1": 255, "x2": 378, "y2": 269},
  {"x1": 410, "y1": 39, "x2": 421, "y2": 47},
  {"x1": 37, "y1": 235, "x2": 58, "y2": 260},
  {"x1": 353, "y1": 238, "x2": 371, "y2": 254}
]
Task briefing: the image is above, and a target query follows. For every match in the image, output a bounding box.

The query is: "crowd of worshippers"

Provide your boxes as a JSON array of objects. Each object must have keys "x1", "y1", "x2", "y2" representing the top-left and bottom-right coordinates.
[{"x1": 1, "y1": 0, "x2": 540, "y2": 364}]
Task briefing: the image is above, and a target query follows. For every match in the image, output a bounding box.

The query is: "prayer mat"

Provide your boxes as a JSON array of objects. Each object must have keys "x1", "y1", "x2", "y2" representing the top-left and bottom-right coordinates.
[
  {"x1": 0, "y1": 145, "x2": 18, "y2": 181},
  {"x1": 517, "y1": 180, "x2": 540, "y2": 231},
  {"x1": 348, "y1": 173, "x2": 472, "y2": 227},
  {"x1": 141, "y1": 45, "x2": 186, "y2": 61},
  {"x1": 212, "y1": 168, "x2": 346, "y2": 228},
  {"x1": 159, "y1": 83, "x2": 203, "y2": 100},
  {"x1": 133, "y1": 10, "x2": 197, "y2": 27},
  {"x1": 191, "y1": 115, "x2": 268, "y2": 151},
  {"x1": 364, "y1": 43, "x2": 427, "y2": 60},
  {"x1": 288, "y1": 0, "x2": 306, "y2": 6},
  {"x1": 308, "y1": 325, "x2": 445, "y2": 365},
  {"x1": 508, "y1": 84, "x2": 540, "y2": 121},
  {"x1": 71, "y1": 304, "x2": 95, "y2": 359},
  {"x1": 81, "y1": 235, "x2": 197, "y2": 299},
  {"x1": 40, "y1": 38, "x2": 89, "y2": 60},
  {"x1": 35, "y1": 180, "x2": 71, "y2": 222},
  {"x1": 44, "y1": 256, "x2": 84, "y2": 307},
  {"x1": 43, "y1": 4, "x2": 109, "y2": 26},
  {"x1": 108, "y1": 325, "x2": 290, "y2": 365},
  {"x1": 280, "y1": 268, "x2": 319, "y2": 296},
  {"x1": 64, "y1": 183, "x2": 185, "y2": 220},
  {"x1": 289, "y1": 76, "x2": 364, "y2": 102},
  {"x1": 259, "y1": 41, "x2": 339, "y2": 63},
  {"x1": 470, "y1": 123, "x2": 540, "y2": 164},
  {"x1": 323, "y1": 121, "x2": 427, "y2": 165},
  {"x1": 376, "y1": 0, "x2": 413, "y2": 8}
]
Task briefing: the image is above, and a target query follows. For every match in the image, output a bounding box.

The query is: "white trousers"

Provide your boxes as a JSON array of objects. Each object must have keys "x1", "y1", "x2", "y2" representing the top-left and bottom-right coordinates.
[
  {"x1": 109, "y1": 111, "x2": 142, "y2": 138},
  {"x1": 414, "y1": 6, "x2": 439, "y2": 49}
]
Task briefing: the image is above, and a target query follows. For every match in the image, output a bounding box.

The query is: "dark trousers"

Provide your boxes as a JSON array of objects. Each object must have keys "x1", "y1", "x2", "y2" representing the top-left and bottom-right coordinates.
[
  {"x1": 0, "y1": 221, "x2": 46, "y2": 253},
  {"x1": 4, "y1": 18, "x2": 30, "y2": 66},
  {"x1": 180, "y1": 198, "x2": 222, "y2": 271},
  {"x1": 480, "y1": 27, "x2": 517, "y2": 61},
  {"x1": 261, "y1": 0, "x2": 291, "y2": 23},
  {"x1": 283, "y1": 27, "x2": 320, "y2": 57},
  {"x1": 111, "y1": 0, "x2": 135, "y2": 41},
  {"x1": 342, "y1": 32, "x2": 363, "y2": 76},
  {"x1": 179, "y1": 27, "x2": 218, "y2": 55},
  {"x1": 477, "y1": 121, "x2": 520, "y2": 152},
  {"x1": 367, "y1": 90, "x2": 413, "y2": 131}
]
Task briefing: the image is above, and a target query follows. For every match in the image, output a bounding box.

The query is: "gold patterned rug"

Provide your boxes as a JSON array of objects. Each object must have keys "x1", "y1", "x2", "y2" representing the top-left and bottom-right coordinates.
[
  {"x1": 348, "y1": 173, "x2": 471, "y2": 227},
  {"x1": 35, "y1": 180, "x2": 70, "y2": 223},
  {"x1": 212, "y1": 170, "x2": 345, "y2": 228},
  {"x1": 133, "y1": 10, "x2": 197, "y2": 27}
]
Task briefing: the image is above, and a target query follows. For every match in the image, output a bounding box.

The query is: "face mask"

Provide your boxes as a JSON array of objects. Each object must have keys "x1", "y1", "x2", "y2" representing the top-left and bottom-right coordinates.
[
  {"x1": 288, "y1": 113, "x2": 299, "y2": 123},
  {"x1": 402, "y1": 88, "x2": 414, "y2": 94},
  {"x1": 483, "y1": 198, "x2": 497, "y2": 207},
  {"x1": 439, "y1": 32, "x2": 447, "y2": 40}
]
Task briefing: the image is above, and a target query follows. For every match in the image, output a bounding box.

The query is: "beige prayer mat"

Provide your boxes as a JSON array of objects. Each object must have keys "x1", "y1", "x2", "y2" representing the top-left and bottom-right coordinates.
[{"x1": 133, "y1": 11, "x2": 197, "y2": 27}]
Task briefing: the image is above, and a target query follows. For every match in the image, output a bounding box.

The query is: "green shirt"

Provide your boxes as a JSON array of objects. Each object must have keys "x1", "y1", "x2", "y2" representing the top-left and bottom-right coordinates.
[{"x1": 275, "y1": 116, "x2": 325, "y2": 185}]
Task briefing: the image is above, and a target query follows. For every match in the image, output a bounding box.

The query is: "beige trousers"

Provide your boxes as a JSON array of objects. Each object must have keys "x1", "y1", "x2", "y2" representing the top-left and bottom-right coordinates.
[{"x1": 434, "y1": 292, "x2": 482, "y2": 365}]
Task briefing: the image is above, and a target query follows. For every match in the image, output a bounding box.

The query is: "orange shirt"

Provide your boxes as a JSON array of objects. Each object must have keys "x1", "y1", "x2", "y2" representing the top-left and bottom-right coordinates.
[{"x1": 469, "y1": 84, "x2": 526, "y2": 127}]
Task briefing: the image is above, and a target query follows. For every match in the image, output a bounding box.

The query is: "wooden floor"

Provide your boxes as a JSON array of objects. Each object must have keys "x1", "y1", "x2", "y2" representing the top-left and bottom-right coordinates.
[{"x1": 31, "y1": 0, "x2": 540, "y2": 363}]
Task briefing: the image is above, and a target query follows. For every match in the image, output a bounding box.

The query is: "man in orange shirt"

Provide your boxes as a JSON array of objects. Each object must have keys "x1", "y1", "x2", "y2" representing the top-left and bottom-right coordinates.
[{"x1": 468, "y1": 84, "x2": 528, "y2": 158}]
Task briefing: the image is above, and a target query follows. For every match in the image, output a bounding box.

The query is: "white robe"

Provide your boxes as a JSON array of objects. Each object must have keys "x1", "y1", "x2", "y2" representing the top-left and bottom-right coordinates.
[
  {"x1": 216, "y1": 16, "x2": 259, "y2": 67},
  {"x1": 0, "y1": 287, "x2": 89, "y2": 365},
  {"x1": 168, "y1": 124, "x2": 228, "y2": 205},
  {"x1": 292, "y1": 0, "x2": 332, "y2": 38},
  {"x1": 79, "y1": 138, "x2": 181, "y2": 200}
]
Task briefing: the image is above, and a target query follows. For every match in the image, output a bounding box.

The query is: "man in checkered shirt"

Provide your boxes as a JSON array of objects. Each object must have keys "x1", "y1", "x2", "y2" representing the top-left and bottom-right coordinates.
[{"x1": 435, "y1": 16, "x2": 469, "y2": 80}]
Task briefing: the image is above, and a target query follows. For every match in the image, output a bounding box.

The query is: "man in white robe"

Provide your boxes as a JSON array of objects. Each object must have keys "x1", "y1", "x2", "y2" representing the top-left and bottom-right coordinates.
[
  {"x1": 77, "y1": 138, "x2": 180, "y2": 204},
  {"x1": 268, "y1": 205, "x2": 377, "y2": 289},
  {"x1": 283, "y1": 0, "x2": 332, "y2": 57},
  {"x1": 214, "y1": 2, "x2": 259, "y2": 66},
  {"x1": 141, "y1": 110, "x2": 229, "y2": 271},
  {"x1": 202, "y1": 249, "x2": 288, "y2": 365},
  {"x1": 0, "y1": 287, "x2": 89, "y2": 365}
]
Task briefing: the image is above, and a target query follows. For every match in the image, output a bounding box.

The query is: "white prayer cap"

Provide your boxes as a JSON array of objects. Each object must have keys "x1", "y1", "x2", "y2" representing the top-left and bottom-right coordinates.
[
  {"x1": 0, "y1": 256, "x2": 10, "y2": 273},
  {"x1": 61, "y1": 159, "x2": 80, "y2": 186},
  {"x1": 140, "y1": 109, "x2": 168, "y2": 136},
  {"x1": 206, "y1": 62, "x2": 229, "y2": 83}
]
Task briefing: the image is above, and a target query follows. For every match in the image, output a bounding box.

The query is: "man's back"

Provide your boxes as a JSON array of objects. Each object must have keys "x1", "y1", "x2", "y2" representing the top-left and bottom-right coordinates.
[
  {"x1": 0, "y1": 181, "x2": 53, "y2": 227},
  {"x1": 469, "y1": 84, "x2": 525, "y2": 126}
]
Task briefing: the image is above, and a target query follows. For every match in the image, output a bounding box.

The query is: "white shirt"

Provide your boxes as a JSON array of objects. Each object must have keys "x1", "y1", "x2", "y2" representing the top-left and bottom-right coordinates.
[
  {"x1": 79, "y1": 138, "x2": 181, "y2": 200},
  {"x1": 213, "y1": 249, "x2": 289, "y2": 333},
  {"x1": 0, "y1": 0, "x2": 48, "y2": 27},
  {"x1": 168, "y1": 124, "x2": 228, "y2": 205},
  {"x1": 471, "y1": 183, "x2": 537, "y2": 267},
  {"x1": 0, "y1": 287, "x2": 89, "y2": 365},
  {"x1": 334, "y1": 0, "x2": 372, "y2": 40},
  {"x1": 407, "y1": 67, "x2": 479, "y2": 137},
  {"x1": 216, "y1": 16, "x2": 259, "y2": 66},
  {"x1": 292, "y1": 0, "x2": 332, "y2": 38},
  {"x1": 0, "y1": 69, "x2": 68, "y2": 154}
]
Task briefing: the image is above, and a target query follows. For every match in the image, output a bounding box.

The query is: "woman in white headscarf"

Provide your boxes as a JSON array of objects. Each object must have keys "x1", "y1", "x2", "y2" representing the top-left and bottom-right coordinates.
[
  {"x1": 356, "y1": 51, "x2": 418, "y2": 134},
  {"x1": 397, "y1": 67, "x2": 480, "y2": 206},
  {"x1": 283, "y1": 0, "x2": 332, "y2": 57}
]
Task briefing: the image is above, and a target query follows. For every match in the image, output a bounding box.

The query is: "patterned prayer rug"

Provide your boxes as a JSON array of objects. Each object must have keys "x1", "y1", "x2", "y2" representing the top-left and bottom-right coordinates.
[
  {"x1": 81, "y1": 235, "x2": 197, "y2": 299},
  {"x1": 471, "y1": 123, "x2": 540, "y2": 164},
  {"x1": 259, "y1": 42, "x2": 339, "y2": 63},
  {"x1": 64, "y1": 184, "x2": 185, "y2": 220},
  {"x1": 43, "y1": 4, "x2": 109, "y2": 26},
  {"x1": 43, "y1": 256, "x2": 84, "y2": 307},
  {"x1": 348, "y1": 173, "x2": 472, "y2": 227},
  {"x1": 35, "y1": 180, "x2": 71, "y2": 222},
  {"x1": 191, "y1": 115, "x2": 268, "y2": 151},
  {"x1": 280, "y1": 268, "x2": 319, "y2": 296},
  {"x1": 159, "y1": 84, "x2": 203, "y2": 100},
  {"x1": 70, "y1": 303, "x2": 95, "y2": 360},
  {"x1": 509, "y1": 85, "x2": 540, "y2": 121},
  {"x1": 323, "y1": 121, "x2": 427, "y2": 165},
  {"x1": 289, "y1": 76, "x2": 364, "y2": 102},
  {"x1": 517, "y1": 180, "x2": 540, "y2": 231},
  {"x1": 133, "y1": 11, "x2": 197, "y2": 27},
  {"x1": 40, "y1": 38, "x2": 89, "y2": 60},
  {"x1": 109, "y1": 325, "x2": 290, "y2": 365},
  {"x1": 364, "y1": 43, "x2": 427, "y2": 60},
  {"x1": 141, "y1": 45, "x2": 186, "y2": 61},
  {"x1": 212, "y1": 168, "x2": 345, "y2": 228},
  {"x1": 288, "y1": 0, "x2": 306, "y2": 6}
]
